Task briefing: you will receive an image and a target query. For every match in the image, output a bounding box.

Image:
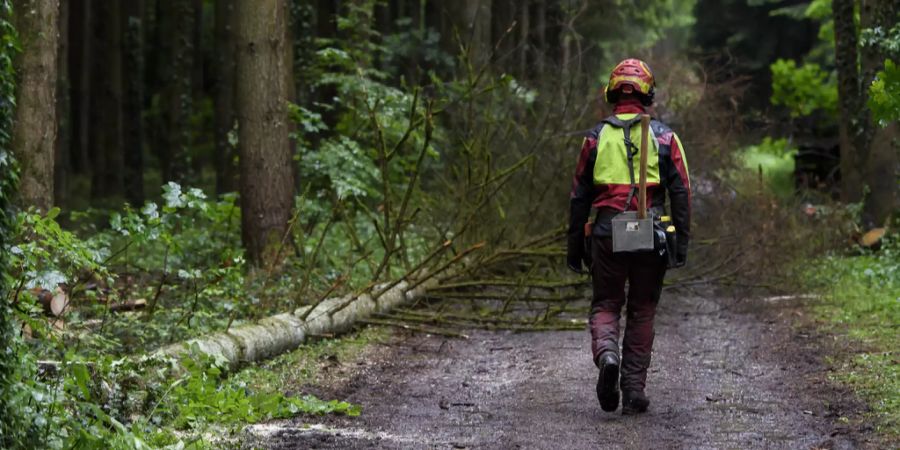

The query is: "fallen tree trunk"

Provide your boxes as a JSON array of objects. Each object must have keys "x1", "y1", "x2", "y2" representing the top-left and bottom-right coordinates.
[
  {"x1": 108, "y1": 298, "x2": 147, "y2": 312},
  {"x1": 157, "y1": 280, "x2": 428, "y2": 370}
]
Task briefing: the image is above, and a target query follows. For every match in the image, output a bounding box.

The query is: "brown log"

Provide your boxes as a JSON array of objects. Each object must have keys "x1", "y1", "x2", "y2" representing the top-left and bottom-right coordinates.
[
  {"x1": 108, "y1": 298, "x2": 147, "y2": 312},
  {"x1": 859, "y1": 228, "x2": 886, "y2": 249},
  {"x1": 33, "y1": 286, "x2": 69, "y2": 316}
]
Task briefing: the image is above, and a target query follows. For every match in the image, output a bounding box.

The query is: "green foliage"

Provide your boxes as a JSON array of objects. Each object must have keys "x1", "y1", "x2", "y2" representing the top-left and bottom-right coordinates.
[
  {"x1": 869, "y1": 59, "x2": 900, "y2": 126},
  {"x1": 693, "y1": 0, "x2": 820, "y2": 108},
  {"x1": 586, "y1": 0, "x2": 696, "y2": 68},
  {"x1": 803, "y1": 236, "x2": 900, "y2": 437},
  {"x1": 861, "y1": 19, "x2": 900, "y2": 58},
  {"x1": 381, "y1": 17, "x2": 455, "y2": 79},
  {"x1": 770, "y1": 59, "x2": 838, "y2": 117},
  {"x1": 736, "y1": 137, "x2": 798, "y2": 198},
  {"x1": 155, "y1": 349, "x2": 359, "y2": 431},
  {"x1": 803, "y1": 0, "x2": 835, "y2": 62},
  {"x1": 0, "y1": 346, "x2": 360, "y2": 449},
  {"x1": 766, "y1": 1, "x2": 840, "y2": 119},
  {"x1": 0, "y1": 1, "x2": 28, "y2": 447},
  {"x1": 10, "y1": 207, "x2": 110, "y2": 292},
  {"x1": 5, "y1": 184, "x2": 249, "y2": 357}
]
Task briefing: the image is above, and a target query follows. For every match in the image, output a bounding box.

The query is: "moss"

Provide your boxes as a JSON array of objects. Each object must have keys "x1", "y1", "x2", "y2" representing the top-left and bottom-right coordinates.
[
  {"x1": 229, "y1": 325, "x2": 390, "y2": 395},
  {"x1": 803, "y1": 247, "x2": 900, "y2": 440}
]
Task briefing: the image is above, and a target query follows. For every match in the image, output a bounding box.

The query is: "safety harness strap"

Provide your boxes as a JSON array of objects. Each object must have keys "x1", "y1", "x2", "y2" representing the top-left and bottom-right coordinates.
[{"x1": 601, "y1": 115, "x2": 643, "y2": 212}]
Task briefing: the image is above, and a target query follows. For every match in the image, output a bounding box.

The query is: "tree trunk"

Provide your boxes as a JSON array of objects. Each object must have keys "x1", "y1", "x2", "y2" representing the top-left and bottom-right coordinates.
[
  {"x1": 859, "y1": 0, "x2": 898, "y2": 225},
  {"x1": 444, "y1": 0, "x2": 493, "y2": 67},
  {"x1": 467, "y1": 0, "x2": 492, "y2": 67},
  {"x1": 492, "y1": 0, "x2": 517, "y2": 63},
  {"x1": 284, "y1": 0, "x2": 299, "y2": 192},
  {"x1": 11, "y1": 0, "x2": 59, "y2": 211},
  {"x1": 214, "y1": 0, "x2": 238, "y2": 194},
  {"x1": 235, "y1": 0, "x2": 294, "y2": 267},
  {"x1": 833, "y1": 0, "x2": 897, "y2": 226},
  {"x1": 832, "y1": 0, "x2": 863, "y2": 204},
  {"x1": 122, "y1": 0, "x2": 145, "y2": 205},
  {"x1": 518, "y1": 0, "x2": 530, "y2": 78},
  {"x1": 68, "y1": 0, "x2": 91, "y2": 176},
  {"x1": 866, "y1": 123, "x2": 899, "y2": 225},
  {"x1": 156, "y1": 0, "x2": 195, "y2": 184},
  {"x1": 88, "y1": 0, "x2": 124, "y2": 200},
  {"x1": 534, "y1": 0, "x2": 546, "y2": 73},
  {"x1": 54, "y1": 0, "x2": 69, "y2": 207},
  {"x1": 159, "y1": 281, "x2": 427, "y2": 370}
]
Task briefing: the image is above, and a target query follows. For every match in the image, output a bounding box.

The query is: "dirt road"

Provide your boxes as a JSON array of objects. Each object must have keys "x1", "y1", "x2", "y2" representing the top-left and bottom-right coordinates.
[{"x1": 243, "y1": 294, "x2": 865, "y2": 449}]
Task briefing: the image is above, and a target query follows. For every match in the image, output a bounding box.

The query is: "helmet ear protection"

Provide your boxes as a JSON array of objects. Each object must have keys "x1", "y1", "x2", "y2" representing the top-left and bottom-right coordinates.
[{"x1": 604, "y1": 59, "x2": 656, "y2": 106}]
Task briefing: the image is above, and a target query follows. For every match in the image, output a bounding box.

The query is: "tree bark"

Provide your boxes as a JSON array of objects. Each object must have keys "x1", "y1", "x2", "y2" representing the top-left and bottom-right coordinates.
[
  {"x1": 492, "y1": 0, "x2": 517, "y2": 63},
  {"x1": 860, "y1": 0, "x2": 898, "y2": 225},
  {"x1": 159, "y1": 281, "x2": 427, "y2": 370},
  {"x1": 54, "y1": 0, "x2": 69, "y2": 207},
  {"x1": 833, "y1": 0, "x2": 897, "y2": 225},
  {"x1": 534, "y1": 0, "x2": 546, "y2": 73},
  {"x1": 156, "y1": 0, "x2": 195, "y2": 184},
  {"x1": 518, "y1": 0, "x2": 530, "y2": 78},
  {"x1": 11, "y1": 0, "x2": 59, "y2": 211},
  {"x1": 88, "y1": 0, "x2": 124, "y2": 200},
  {"x1": 235, "y1": 0, "x2": 295, "y2": 267},
  {"x1": 214, "y1": 0, "x2": 238, "y2": 194},
  {"x1": 123, "y1": 0, "x2": 145, "y2": 205},
  {"x1": 68, "y1": 0, "x2": 91, "y2": 176},
  {"x1": 832, "y1": 0, "x2": 863, "y2": 204}
]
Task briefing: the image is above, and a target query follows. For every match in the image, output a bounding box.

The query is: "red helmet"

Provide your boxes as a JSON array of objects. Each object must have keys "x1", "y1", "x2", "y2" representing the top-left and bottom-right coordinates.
[{"x1": 603, "y1": 58, "x2": 656, "y2": 105}]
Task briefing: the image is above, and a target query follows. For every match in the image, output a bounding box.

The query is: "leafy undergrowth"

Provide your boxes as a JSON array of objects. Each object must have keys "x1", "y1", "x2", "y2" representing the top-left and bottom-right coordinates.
[
  {"x1": 802, "y1": 235, "x2": 900, "y2": 440},
  {"x1": 18, "y1": 344, "x2": 360, "y2": 449}
]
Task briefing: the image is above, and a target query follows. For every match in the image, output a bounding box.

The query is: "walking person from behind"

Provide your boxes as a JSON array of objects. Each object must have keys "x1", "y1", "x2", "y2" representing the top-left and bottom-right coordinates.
[{"x1": 567, "y1": 59, "x2": 692, "y2": 414}]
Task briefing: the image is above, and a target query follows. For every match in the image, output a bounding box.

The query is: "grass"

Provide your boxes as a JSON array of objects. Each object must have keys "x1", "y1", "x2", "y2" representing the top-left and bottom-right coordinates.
[
  {"x1": 229, "y1": 325, "x2": 391, "y2": 398},
  {"x1": 142, "y1": 326, "x2": 390, "y2": 449},
  {"x1": 802, "y1": 241, "x2": 900, "y2": 439}
]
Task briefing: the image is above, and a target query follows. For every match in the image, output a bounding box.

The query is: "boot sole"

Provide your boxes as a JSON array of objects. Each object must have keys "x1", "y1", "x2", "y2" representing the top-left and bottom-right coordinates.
[
  {"x1": 621, "y1": 395, "x2": 649, "y2": 415},
  {"x1": 596, "y1": 360, "x2": 620, "y2": 412},
  {"x1": 621, "y1": 405, "x2": 647, "y2": 416}
]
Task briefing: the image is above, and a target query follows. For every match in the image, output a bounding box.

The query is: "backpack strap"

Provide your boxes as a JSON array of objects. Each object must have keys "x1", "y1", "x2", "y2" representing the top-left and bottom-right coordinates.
[{"x1": 601, "y1": 115, "x2": 643, "y2": 211}]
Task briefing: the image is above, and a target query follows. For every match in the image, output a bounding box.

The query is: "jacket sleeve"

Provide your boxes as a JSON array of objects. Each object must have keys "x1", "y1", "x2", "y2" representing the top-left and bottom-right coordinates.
[
  {"x1": 664, "y1": 133, "x2": 691, "y2": 256},
  {"x1": 567, "y1": 136, "x2": 597, "y2": 269}
]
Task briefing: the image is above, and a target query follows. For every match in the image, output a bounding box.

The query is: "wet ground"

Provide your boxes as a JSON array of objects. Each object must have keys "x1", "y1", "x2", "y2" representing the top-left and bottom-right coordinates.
[{"x1": 242, "y1": 294, "x2": 868, "y2": 449}]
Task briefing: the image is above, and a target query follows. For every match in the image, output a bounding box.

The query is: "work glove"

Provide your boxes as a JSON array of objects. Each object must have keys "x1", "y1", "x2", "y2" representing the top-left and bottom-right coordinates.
[{"x1": 567, "y1": 233, "x2": 591, "y2": 274}]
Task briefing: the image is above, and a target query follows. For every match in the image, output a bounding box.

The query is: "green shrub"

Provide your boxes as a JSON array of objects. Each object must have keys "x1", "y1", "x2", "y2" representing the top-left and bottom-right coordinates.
[
  {"x1": 770, "y1": 59, "x2": 838, "y2": 118},
  {"x1": 869, "y1": 59, "x2": 900, "y2": 126},
  {"x1": 735, "y1": 137, "x2": 797, "y2": 198}
]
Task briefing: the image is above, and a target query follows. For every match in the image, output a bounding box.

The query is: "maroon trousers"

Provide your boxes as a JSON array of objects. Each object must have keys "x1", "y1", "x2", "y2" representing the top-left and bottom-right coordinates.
[{"x1": 589, "y1": 237, "x2": 666, "y2": 393}]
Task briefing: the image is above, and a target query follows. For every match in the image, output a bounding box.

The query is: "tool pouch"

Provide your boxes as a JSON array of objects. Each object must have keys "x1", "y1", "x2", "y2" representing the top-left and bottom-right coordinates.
[
  {"x1": 655, "y1": 217, "x2": 678, "y2": 268},
  {"x1": 611, "y1": 211, "x2": 655, "y2": 253}
]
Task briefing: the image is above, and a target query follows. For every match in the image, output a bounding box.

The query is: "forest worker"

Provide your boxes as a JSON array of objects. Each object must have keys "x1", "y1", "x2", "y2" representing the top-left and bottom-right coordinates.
[{"x1": 566, "y1": 58, "x2": 691, "y2": 415}]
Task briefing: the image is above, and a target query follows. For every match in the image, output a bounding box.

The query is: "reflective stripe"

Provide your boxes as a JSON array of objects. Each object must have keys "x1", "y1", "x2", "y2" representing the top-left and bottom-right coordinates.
[
  {"x1": 593, "y1": 114, "x2": 660, "y2": 186},
  {"x1": 672, "y1": 133, "x2": 690, "y2": 183}
]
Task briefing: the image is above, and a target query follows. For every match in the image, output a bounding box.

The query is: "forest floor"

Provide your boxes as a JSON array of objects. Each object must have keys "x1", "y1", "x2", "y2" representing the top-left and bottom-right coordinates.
[{"x1": 239, "y1": 293, "x2": 879, "y2": 450}]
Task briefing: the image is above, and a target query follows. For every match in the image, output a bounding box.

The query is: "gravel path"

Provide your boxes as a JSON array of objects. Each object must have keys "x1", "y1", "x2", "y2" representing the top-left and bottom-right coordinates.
[{"x1": 243, "y1": 295, "x2": 863, "y2": 449}]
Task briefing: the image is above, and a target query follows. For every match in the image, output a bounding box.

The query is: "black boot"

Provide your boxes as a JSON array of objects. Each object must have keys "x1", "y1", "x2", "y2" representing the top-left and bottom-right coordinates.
[
  {"x1": 621, "y1": 390, "x2": 650, "y2": 415},
  {"x1": 595, "y1": 352, "x2": 620, "y2": 412}
]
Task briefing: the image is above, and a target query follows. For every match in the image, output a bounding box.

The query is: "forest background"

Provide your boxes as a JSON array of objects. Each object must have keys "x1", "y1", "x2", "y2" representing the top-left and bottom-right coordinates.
[{"x1": 0, "y1": 0, "x2": 897, "y2": 448}]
